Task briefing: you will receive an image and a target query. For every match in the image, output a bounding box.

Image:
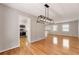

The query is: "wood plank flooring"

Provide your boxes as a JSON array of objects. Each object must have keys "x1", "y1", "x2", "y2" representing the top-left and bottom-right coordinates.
[{"x1": 0, "y1": 34, "x2": 79, "y2": 55}]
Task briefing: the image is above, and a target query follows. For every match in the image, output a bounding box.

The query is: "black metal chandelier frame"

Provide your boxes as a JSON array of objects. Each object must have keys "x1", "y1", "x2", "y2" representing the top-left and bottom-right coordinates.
[{"x1": 37, "y1": 4, "x2": 54, "y2": 24}]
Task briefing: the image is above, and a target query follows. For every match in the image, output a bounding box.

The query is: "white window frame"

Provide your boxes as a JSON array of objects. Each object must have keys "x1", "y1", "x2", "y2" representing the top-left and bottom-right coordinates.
[
  {"x1": 53, "y1": 25, "x2": 58, "y2": 31},
  {"x1": 62, "y1": 24, "x2": 69, "y2": 32}
]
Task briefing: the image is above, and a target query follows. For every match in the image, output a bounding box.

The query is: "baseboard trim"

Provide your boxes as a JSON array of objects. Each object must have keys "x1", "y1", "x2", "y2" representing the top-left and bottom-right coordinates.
[
  {"x1": 31, "y1": 38, "x2": 45, "y2": 43},
  {"x1": 0, "y1": 44, "x2": 19, "y2": 53},
  {"x1": 49, "y1": 34, "x2": 78, "y2": 38}
]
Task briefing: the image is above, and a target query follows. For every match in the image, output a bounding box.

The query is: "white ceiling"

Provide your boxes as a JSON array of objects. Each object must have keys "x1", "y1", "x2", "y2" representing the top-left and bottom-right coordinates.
[{"x1": 3, "y1": 3, "x2": 79, "y2": 23}]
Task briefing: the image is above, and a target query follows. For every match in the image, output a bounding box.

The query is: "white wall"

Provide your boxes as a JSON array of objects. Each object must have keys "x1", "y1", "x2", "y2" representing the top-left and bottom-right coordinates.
[
  {"x1": 17, "y1": 8, "x2": 45, "y2": 43},
  {"x1": 18, "y1": 11, "x2": 45, "y2": 43},
  {"x1": 0, "y1": 4, "x2": 45, "y2": 52},
  {"x1": 78, "y1": 19, "x2": 79, "y2": 38},
  {"x1": 48, "y1": 20, "x2": 78, "y2": 37},
  {"x1": 31, "y1": 16, "x2": 45, "y2": 42},
  {"x1": 0, "y1": 5, "x2": 19, "y2": 52}
]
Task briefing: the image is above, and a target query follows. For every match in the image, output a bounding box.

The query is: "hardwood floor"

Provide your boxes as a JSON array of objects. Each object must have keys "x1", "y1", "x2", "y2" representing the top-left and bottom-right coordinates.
[{"x1": 0, "y1": 34, "x2": 79, "y2": 55}]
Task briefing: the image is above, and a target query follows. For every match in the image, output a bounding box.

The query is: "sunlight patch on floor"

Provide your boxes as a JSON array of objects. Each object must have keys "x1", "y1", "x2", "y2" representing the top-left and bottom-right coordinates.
[
  {"x1": 63, "y1": 39, "x2": 69, "y2": 48},
  {"x1": 52, "y1": 37, "x2": 58, "y2": 45}
]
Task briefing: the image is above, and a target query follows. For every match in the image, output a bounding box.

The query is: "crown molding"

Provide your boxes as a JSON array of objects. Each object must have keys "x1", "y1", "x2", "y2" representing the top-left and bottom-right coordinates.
[{"x1": 55, "y1": 17, "x2": 79, "y2": 23}]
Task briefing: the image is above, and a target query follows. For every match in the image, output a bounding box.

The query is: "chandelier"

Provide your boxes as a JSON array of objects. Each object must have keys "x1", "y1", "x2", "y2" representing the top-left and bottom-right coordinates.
[{"x1": 37, "y1": 4, "x2": 54, "y2": 24}]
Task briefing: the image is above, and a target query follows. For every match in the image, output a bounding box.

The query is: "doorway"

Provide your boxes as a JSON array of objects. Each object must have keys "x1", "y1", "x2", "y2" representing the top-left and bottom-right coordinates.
[{"x1": 19, "y1": 15, "x2": 31, "y2": 48}]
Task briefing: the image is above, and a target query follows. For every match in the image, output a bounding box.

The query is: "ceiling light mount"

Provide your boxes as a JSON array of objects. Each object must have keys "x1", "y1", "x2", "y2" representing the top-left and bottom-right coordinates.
[{"x1": 44, "y1": 4, "x2": 49, "y2": 8}]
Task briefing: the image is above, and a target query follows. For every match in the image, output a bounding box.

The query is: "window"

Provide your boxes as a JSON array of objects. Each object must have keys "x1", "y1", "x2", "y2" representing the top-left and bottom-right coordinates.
[
  {"x1": 53, "y1": 25, "x2": 57, "y2": 31},
  {"x1": 45, "y1": 26, "x2": 51, "y2": 30},
  {"x1": 45, "y1": 31, "x2": 48, "y2": 37},
  {"x1": 62, "y1": 24, "x2": 69, "y2": 32}
]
